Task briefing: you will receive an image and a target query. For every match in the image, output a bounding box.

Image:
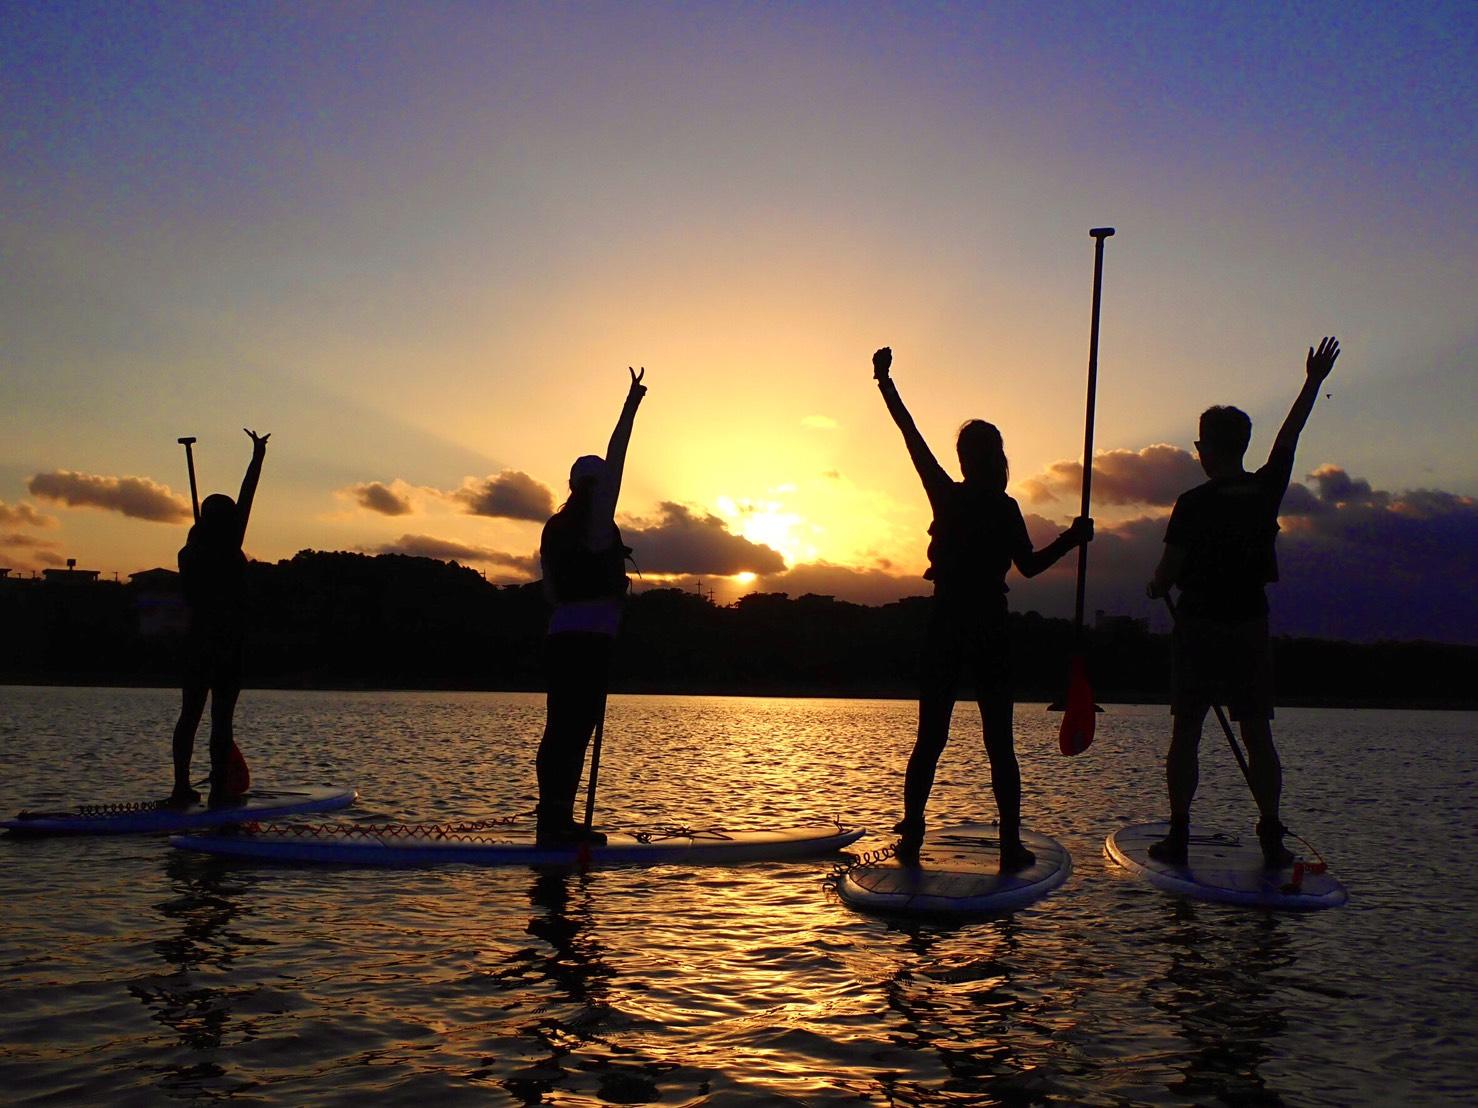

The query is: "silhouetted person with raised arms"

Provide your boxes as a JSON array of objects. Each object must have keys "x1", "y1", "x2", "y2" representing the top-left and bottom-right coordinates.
[
  {"x1": 872, "y1": 347, "x2": 1092, "y2": 869},
  {"x1": 169, "y1": 428, "x2": 269, "y2": 807},
  {"x1": 1147, "y1": 337, "x2": 1340, "y2": 867},
  {"x1": 536, "y1": 367, "x2": 647, "y2": 847}
]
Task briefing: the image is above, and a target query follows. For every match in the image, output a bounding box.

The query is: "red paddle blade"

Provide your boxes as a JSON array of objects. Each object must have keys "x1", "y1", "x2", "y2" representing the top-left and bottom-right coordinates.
[
  {"x1": 1058, "y1": 654, "x2": 1096, "y2": 756},
  {"x1": 226, "y1": 742, "x2": 251, "y2": 794}
]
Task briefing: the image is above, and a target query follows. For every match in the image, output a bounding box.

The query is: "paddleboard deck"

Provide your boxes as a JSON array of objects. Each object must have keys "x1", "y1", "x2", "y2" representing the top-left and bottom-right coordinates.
[
  {"x1": 171, "y1": 820, "x2": 864, "y2": 866},
  {"x1": 4, "y1": 785, "x2": 357, "y2": 836},
  {"x1": 1106, "y1": 821, "x2": 1347, "y2": 910},
  {"x1": 837, "y1": 825, "x2": 1072, "y2": 915}
]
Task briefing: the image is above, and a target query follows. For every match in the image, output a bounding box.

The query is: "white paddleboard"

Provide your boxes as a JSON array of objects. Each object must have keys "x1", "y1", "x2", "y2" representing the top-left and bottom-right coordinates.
[
  {"x1": 1106, "y1": 821, "x2": 1347, "y2": 910},
  {"x1": 837, "y1": 825, "x2": 1072, "y2": 915},
  {"x1": 4, "y1": 785, "x2": 357, "y2": 836},
  {"x1": 171, "y1": 820, "x2": 864, "y2": 867}
]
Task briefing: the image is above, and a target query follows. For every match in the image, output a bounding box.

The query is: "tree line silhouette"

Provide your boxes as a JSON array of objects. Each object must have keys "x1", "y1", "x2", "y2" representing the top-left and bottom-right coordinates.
[{"x1": 1, "y1": 550, "x2": 1470, "y2": 708}]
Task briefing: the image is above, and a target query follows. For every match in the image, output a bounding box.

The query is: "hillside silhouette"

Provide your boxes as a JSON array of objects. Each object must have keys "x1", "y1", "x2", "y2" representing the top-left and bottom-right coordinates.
[{"x1": 1, "y1": 550, "x2": 1471, "y2": 707}]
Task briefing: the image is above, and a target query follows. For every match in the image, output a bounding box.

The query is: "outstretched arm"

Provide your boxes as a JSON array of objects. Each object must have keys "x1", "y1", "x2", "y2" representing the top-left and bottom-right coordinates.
[
  {"x1": 1015, "y1": 516, "x2": 1093, "y2": 578},
  {"x1": 872, "y1": 347, "x2": 951, "y2": 502},
  {"x1": 590, "y1": 367, "x2": 647, "y2": 530},
  {"x1": 1271, "y1": 336, "x2": 1339, "y2": 462},
  {"x1": 235, "y1": 429, "x2": 270, "y2": 544}
]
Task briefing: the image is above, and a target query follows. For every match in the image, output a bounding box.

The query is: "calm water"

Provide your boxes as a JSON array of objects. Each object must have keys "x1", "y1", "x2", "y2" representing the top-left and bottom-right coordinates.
[{"x1": 1, "y1": 687, "x2": 1474, "y2": 1106}]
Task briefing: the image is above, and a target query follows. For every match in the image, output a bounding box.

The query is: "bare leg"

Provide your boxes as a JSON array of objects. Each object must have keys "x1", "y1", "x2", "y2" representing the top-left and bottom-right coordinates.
[
  {"x1": 171, "y1": 682, "x2": 208, "y2": 800},
  {"x1": 208, "y1": 676, "x2": 242, "y2": 801},
  {"x1": 1149, "y1": 704, "x2": 1207, "y2": 864},
  {"x1": 979, "y1": 693, "x2": 1033, "y2": 869},
  {"x1": 901, "y1": 691, "x2": 954, "y2": 835},
  {"x1": 1238, "y1": 718, "x2": 1291, "y2": 863}
]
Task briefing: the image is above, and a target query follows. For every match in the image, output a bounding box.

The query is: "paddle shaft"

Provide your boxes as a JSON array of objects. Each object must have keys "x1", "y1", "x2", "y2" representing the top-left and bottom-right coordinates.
[
  {"x1": 1073, "y1": 228, "x2": 1114, "y2": 636},
  {"x1": 583, "y1": 693, "x2": 608, "y2": 831},
  {"x1": 1161, "y1": 595, "x2": 1255, "y2": 791}
]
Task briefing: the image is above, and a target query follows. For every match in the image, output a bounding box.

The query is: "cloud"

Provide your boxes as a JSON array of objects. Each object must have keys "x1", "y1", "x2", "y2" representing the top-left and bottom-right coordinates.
[
  {"x1": 1020, "y1": 444, "x2": 1204, "y2": 507},
  {"x1": 1306, "y1": 463, "x2": 1385, "y2": 508},
  {"x1": 0, "y1": 530, "x2": 65, "y2": 570},
  {"x1": 1011, "y1": 466, "x2": 1478, "y2": 643},
  {"x1": 624, "y1": 502, "x2": 787, "y2": 575},
  {"x1": 801, "y1": 415, "x2": 839, "y2": 430},
  {"x1": 369, "y1": 533, "x2": 538, "y2": 575},
  {"x1": 344, "y1": 481, "x2": 414, "y2": 516},
  {"x1": 669, "y1": 461, "x2": 1477, "y2": 643},
  {"x1": 450, "y1": 470, "x2": 554, "y2": 521},
  {"x1": 758, "y1": 560, "x2": 929, "y2": 605},
  {"x1": 28, "y1": 471, "x2": 190, "y2": 523},
  {"x1": 0, "y1": 500, "x2": 58, "y2": 528}
]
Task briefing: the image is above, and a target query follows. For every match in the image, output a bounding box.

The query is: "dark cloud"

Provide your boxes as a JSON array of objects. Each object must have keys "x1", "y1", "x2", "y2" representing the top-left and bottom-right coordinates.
[
  {"x1": 0, "y1": 500, "x2": 57, "y2": 528},
  {"x1": 369, "y1": 534, "x2": 537, "y2": 573},
  {"x1": 1020, "y1": 444, "x2": 1203, "y2": 507},
  {"x1": 27, "y1": 472, "x2": 190, "y2": 525},
  {"x1": 370, "y1": 534, "x2": 538, "y2": 575},
  {"x1": 624, "y1": 502, "x2": 787, "y2": 575},
  {"x1": 1307, "y1": 463, "x2": 1385, "y2": 507},
  {"x1": 28, "y1": 470, "x2": 191, "y2": 523},
  {"x1": 451, "y1": 470, "x2": 554, "y2": 522},
  {"x1": 1014, "y1": 470, "x2": 1478, "y2": 644},
  {"x1": 684, "y1": 463, "x2": 1478, "y2": 644},
  {"x1": 346, "y1": 481, "x2": 414, "y2": 516}
]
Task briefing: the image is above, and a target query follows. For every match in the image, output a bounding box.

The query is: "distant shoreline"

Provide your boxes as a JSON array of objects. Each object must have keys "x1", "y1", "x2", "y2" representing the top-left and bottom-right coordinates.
[{"x1": 3, "y1": 677, "x2": 1472, "y2": 712}]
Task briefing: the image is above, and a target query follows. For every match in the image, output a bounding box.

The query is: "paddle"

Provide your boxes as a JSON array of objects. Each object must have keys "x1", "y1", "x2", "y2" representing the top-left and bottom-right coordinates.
[
  {"x1": 1057, "y1": 227, "x2": 1114, "y2": 756},
  {"x1": 583, "y1": 692, "x2": 608, "y2": 834}
]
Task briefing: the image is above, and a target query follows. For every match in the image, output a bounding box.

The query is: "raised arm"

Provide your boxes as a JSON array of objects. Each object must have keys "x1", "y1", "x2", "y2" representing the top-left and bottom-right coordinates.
[
  {"x1": 589, "y1": 367, "x2": 647, "y2": 531},
  {"x1": 872, "y1": 347, "x2": 951, "y2": 502},
  {"x1": 235, "y1": 428, "x2": 270, "y2": 544},
  {"x1": 1271, "y1": 336, "x2": 1339, "y2": 462}
]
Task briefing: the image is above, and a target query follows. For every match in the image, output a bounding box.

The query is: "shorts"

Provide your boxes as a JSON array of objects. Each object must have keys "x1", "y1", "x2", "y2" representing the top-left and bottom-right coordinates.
[
  {"x1": 1171, "y1": 613, "x2": 1273, "y2": 721},
  {"x1": 919, "y1": 595, "x2": 1011, "y2": 703}
]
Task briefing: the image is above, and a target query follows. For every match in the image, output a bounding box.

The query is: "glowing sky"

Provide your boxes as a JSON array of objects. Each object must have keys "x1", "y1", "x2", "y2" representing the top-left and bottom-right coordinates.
[{"x1": 3, "y1": 4, "x2": 1474, "y2": 640}]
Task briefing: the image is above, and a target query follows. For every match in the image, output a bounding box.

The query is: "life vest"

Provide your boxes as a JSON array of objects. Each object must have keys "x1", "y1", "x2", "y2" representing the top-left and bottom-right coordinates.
[{"x1": 541, "y1": 513, "x2": 631, "y2": 603}]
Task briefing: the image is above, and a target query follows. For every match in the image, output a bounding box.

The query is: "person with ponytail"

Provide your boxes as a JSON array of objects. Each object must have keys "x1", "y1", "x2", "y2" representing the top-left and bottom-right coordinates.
[
  {"x1": 535, "y1": 367, "x2": 647, "y2": 846},
  {"x1": 872, "y1": 347, "x2": 1092, "y2": 870},
  {"x1": 169, "y1": 428, "x2": 269, "y2": 807}
]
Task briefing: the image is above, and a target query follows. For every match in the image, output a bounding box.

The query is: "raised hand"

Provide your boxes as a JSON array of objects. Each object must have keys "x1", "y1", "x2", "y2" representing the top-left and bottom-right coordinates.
[
  {"x1": 1066, "y1": 515, "x2": 1094, "y2": 545},
  {"x1": 244, "y1": 428, "x2": 271, "y2": 451},
  {"x1": 872, "y1": 347, "x2": 892, "y2": 380},
  {"x1": 628, "y1": 365, "x2": 647, "y2": 398},
  {"x1": 1306, "y1": 336, "x2": 1340, "y2": 383}
]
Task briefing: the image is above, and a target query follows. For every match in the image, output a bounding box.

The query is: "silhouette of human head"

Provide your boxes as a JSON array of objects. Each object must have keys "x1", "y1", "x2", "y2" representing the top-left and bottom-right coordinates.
[
  {"x1": 957, "y1": 420, "x2": 1008, "y2": 491},
  {"x1": 189, "y1": 493, "x2": 240, "y2": 548},
  {"x1": 570, "y1": 455, "x2": 605, "y2": 486},
  {"x1": 1196, "y1": 406, "x2": 1252, "y2": 474}
]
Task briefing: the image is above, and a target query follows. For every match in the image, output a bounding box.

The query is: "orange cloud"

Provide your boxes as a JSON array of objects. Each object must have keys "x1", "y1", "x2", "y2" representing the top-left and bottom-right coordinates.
[{"x1": 0, "y1": 500, "x2": 58, "y2": 528}]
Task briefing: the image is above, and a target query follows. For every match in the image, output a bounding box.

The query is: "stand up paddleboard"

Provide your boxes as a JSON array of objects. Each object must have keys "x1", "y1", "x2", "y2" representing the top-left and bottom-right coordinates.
[
  {"x1": 172, "y1": 819, "x2": 863, "y2": 867},
  {"x1": 1106, "y1": 822, "x2": 1347, "y2": 910},
  {"x1": 4, "y1": 785, "x2": 357, "y2": 836},
  {"x1": 835, "y1": 825, "x2": 1072, "y2": 915}
]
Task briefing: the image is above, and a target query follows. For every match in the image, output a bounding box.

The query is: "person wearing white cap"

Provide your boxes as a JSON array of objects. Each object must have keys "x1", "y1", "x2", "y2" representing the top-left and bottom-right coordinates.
[{"x1": 535, "y1": 365, "x2": 647, "y2": 846}]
